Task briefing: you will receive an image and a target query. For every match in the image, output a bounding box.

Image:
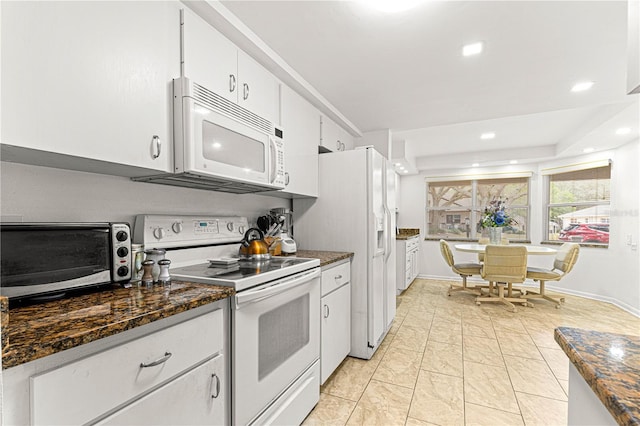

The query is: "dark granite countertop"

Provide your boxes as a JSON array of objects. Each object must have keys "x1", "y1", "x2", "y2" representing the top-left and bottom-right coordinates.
[
  {"x1": 396, "y1": 228, "x2": 420, "y2": 240},
  {"x1": 555, "y1": 327, "x2": 640, "y2": 425},
  {"x1": 2, "y1": 282, "x2": 234, "y2": 369},
  {"x1": 281, "y1": 250, "x2": 353, "y2": 267}
]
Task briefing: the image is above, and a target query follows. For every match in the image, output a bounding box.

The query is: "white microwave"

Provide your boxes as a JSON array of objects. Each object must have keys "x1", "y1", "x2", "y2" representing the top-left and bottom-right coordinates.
[{"x1": 135, "y1": 77, "x2": 285, "y2": 194}]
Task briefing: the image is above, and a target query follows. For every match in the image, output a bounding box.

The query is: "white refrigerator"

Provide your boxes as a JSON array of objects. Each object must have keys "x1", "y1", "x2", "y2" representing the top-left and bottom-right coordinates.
[{"x1": 293, "y1": 147, "x2": 396, "y2": 360}]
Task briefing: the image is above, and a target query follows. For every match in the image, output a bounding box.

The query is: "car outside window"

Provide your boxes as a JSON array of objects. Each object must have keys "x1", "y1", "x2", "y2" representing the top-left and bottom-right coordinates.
[{"x1": 547, "y1": 165, "x2": 611, "y2": 246}]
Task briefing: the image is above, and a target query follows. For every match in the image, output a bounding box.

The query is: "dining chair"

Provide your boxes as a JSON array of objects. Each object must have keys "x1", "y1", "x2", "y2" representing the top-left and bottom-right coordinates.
[
  {"x1": 524, "y1": 242, "x2": 579, "y2": 308},
  {"x1": 439, "y1": 239, "x2": 482, "y2": 297},
  {"x1": 477, "y1": 237, "x2": 489, "y2": 263},
  {"x1": 477, "y1": 236, "x2": 509, "y2": 262},
  {"x1": 476, "y1": 245, "x2": 529, "y2": 312}
]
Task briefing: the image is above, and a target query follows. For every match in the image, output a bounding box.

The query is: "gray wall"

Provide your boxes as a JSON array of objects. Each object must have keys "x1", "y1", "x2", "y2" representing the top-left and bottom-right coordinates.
[{"x1": 0, "y1": 162, "x2": 290, "y2": 228}]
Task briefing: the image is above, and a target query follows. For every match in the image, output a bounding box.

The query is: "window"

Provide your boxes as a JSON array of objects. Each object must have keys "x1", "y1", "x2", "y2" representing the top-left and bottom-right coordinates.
[
  {"x1": 426, "y1": 177, "x2": 529, "y2": 241},
  {"x1": 546, "y1": 165, "x2": 611, "y2": 245}
]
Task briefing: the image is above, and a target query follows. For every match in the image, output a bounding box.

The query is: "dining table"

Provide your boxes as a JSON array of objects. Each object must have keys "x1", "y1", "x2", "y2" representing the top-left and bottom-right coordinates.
[
  {"x1": 454, "y1": 243, "x2": 557, "y2": 255},
  {"x1": 454, "y1": 243, "x2": 557, "y2": 305}
]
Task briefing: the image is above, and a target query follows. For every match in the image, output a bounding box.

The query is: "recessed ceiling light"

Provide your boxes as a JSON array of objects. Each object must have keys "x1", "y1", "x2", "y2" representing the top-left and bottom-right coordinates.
[
  {"x1": 399, "y1": 166, "x2": 406, "y2": 170},
  {"x1": 571, "y1": 81, "x2": 594, "y2": 92},
  {"x1": 480, "y1": 132, "x2": 495, "y2": 140},
  {"x1": 616, "y1": 127, "x2": 631, "y2": 135},
  {"x1": 462, "y1": 42, "x2": 483, "y2": 57},
  {"x1": 394, "y1": 162, "x2": 402, "y2": 166},
  {"x1": 366, "y1": 0, "x2": 423, "y2": 13},
  {"x1": 509, "y1": 160, "x2": 518, "y2": 164},
  {"x1": 403, "y1": 170, "x2": 409, "y2": 173},
  {"x1": 583, "y1": 147, "x2": 595, "y2": 153},
  {"x1": 472, "y1": 163, "x2": 480, "y2": 167}
]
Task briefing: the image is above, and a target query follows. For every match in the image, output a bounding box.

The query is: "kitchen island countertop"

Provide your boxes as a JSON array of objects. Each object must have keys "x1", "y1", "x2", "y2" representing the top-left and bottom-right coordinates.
[
  {"x1": 554, "y1": 327, "x2": 640, "y2": 425},
  {"x1": 281, "y1": 250, "x2": 353, "y2": 267},
  {"x1": 2, "y1": 282, "x2": 234, "y2": 369}
]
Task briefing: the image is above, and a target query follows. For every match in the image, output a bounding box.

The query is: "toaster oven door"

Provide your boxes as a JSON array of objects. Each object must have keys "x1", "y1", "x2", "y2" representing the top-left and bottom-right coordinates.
[{"x1": 0, "y1": 224, "x2": 112, "y2": 299}]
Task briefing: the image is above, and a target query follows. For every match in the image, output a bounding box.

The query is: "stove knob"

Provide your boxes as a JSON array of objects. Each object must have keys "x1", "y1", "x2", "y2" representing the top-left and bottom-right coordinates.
[
  {"x1": 172, "y1": 222, "x2": 183, "y2": 234},
  {"x1": 153, "y1": 227, "x2": 166, "y2": 240},
  {"x1": 116, "y1": 231, "x2": 128, "y2": 242},
  {"x1": 226, "y1": 222, "x2": 234, "y2": 232},
  {"x1": 117, "y1": 265, "x2": 129, "y2": 277},
  {"x1": 117, "y1": 247, "x2": 129, "y2": 258}
]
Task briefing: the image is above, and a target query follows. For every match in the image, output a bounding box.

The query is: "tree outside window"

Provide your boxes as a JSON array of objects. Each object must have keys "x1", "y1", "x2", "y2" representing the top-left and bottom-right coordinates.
[{"x1": 426, "y1": 177, "x2": 529, "y2": 241}]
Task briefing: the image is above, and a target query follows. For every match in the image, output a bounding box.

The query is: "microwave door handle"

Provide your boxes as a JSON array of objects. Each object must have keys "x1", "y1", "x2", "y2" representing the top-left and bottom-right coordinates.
[
  {"x1": 235, "y1": 268, "x2": 320, "y2": 308},
  {"x1": 269, "y1": 137, "x2": 277, "y2": 184}
]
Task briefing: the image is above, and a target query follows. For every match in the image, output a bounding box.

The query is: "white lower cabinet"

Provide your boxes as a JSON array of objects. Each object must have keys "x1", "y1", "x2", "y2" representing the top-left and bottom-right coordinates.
[
  {"x1": 0, "y1": 302, "x2": 229, "y2": 426},
  {"x1": 97, "y1": 354, "x2": 225, "y2": 426},
  {"x1": 320, "y1": 261, "x2": 351, "y2": 384},
  {"x1": 396, "y1": 236, "x2": 420, "y2": 293}
]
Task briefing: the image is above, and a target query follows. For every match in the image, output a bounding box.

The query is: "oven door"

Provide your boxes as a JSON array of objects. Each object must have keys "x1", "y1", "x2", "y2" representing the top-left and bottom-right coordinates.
[{"x1": 232, "y1": 268, "x2": 320, "y2": 425}]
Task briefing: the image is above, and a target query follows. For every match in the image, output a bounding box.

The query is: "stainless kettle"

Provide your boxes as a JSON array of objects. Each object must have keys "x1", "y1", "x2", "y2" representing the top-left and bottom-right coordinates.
[{"x1": 238, "y1": 228, "x2": 271, "y2": 260}]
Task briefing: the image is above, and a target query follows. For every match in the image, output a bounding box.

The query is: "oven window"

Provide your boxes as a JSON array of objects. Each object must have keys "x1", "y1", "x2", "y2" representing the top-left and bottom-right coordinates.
[
  {"x1": 1, "y1": 228, "x2": 110, "y2": 286},
  {"x1": 258, "y1": 294, "x2": 310, "y2": 380},
  {"x1": 202, "y1": 120, "x2": 265, "y2": 172}
]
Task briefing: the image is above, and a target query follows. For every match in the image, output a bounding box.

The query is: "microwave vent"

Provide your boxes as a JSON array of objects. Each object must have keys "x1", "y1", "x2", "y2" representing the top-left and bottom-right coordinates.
[
  {"x1": 133, "y1": 172, "x2": 280, "y2": 194},
  {"x1": 192, "y1": 82, "x2": 273, "y2": 135}
]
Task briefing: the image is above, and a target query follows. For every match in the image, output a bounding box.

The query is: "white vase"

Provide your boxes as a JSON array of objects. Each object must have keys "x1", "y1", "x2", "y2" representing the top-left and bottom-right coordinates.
[{"x1": 488, "y1": 227, "x2": 502, "y2": 245}]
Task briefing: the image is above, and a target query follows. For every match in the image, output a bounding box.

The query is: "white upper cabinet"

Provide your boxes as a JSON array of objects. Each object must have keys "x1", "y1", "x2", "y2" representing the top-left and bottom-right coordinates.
[
  {"x1": 181, "y1": 7, "x2": 237, "y2": 105},
  {"x1": 237, "y1": 52, "x2": 279, "y2": 123},
  {"x1": 182, "y1": 8, "x2": 279, "y2": 124},
  {"x1": 320, "y1": 115, "x2": 354, "y2": 152},
  {"x1": 0, "y1": 1, "x2": 180, "y2": 175},
  {"x1": 278, "y1": 85, "x2": 320, "y2": 198}
]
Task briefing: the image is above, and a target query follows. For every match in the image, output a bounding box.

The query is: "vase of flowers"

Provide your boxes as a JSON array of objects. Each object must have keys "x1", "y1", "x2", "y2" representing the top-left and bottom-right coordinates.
[{"x1": 480, "y1": 198, "x2": 516, "y2": 244}]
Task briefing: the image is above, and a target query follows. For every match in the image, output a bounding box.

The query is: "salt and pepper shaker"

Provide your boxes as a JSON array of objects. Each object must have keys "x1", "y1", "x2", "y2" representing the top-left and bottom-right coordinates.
[
  {"x1": 144, "y1": 249, "x2": 166, "y2": 282},
  {"x1": 141, "y1": 260, "x2": 155, "y2": 287},
  {"x1": 157, "y1": 259, "x2": 171, "y2": 286}
]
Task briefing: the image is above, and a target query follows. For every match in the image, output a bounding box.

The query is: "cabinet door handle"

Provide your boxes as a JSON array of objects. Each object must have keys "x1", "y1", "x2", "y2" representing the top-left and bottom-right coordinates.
[
  {"x1": 324, "y1": 304, "x2": 330, "y2": 318},
  {"x1": 243, "y1": 83, "x2": 249, "y2": 100},
  {"x1": 210, "y1": 373, "x2": 221, "y2": 399},
  {"x1": 140, "y1": 351, "x2": 172, "y2": 368},
  {"x1": 334, "y1": 274, "x2": 342, "y2": 280},
  {"x1": 152, "y1": 135, "x2": 161, "y2": 159},
  {"x1": 285, "y1": 171, "x2": 290, "y2": 186},
  {"x1": 229, "y1": 74, "x2": 236, "y2": 92}
]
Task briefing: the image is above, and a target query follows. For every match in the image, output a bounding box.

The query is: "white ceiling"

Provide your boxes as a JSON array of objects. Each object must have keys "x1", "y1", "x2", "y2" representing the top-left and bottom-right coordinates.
[{"x1": 221, "y1": 0, "x2": 639, "y2": 172}]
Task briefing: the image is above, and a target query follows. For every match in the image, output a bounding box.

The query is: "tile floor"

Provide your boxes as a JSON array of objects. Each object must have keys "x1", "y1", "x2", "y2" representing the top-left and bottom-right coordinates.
[{"x1": 303, "y1": 279, "x2": 640, "y2": 426}]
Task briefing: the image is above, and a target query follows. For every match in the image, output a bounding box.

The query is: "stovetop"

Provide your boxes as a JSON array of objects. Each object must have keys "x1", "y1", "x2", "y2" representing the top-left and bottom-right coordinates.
[{"x1": 171, "y1": 257, "x2": 320, "y2": 292}]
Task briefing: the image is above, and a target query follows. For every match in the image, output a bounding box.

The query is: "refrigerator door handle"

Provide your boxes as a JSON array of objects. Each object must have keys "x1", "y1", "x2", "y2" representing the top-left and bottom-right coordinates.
[{"x1": 383, "y1": 206, "x2": 392, "y2": 261}]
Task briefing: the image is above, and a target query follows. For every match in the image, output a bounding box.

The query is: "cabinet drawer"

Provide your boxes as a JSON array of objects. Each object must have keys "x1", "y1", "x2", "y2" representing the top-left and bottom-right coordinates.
[
  {"x1": 97, "y1": 354, "x2": 226, "y2": 426},
  {"x1": 321, "y1": 261, "x2": 350, "y2": 296},
  {"x1": 31, "y1": 309, "x2": 223, "y2": 425}
]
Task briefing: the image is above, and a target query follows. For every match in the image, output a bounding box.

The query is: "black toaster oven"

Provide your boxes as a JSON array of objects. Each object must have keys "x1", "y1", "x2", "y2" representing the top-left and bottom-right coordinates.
[{"x1": 0, "y1": 222, "x2": 131, "y2": 300}]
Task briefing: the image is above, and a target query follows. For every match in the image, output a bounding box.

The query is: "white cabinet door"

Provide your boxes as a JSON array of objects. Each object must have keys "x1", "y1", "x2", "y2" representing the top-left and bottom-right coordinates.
[
  {"x1": 182, "y1": 7, "x2": 237, "y2": 105},
  {"x1": 237, "y1": 51, "x2": 279, "y2": 124},
  {"x1": 321, "y1": 283, "x2": 351, "y2": 384},
  {"x1": 1, "y1": 1, "x2": 180, "y2": 173},
  {"x1": 181, "y1": 8, "x2": 279, "y2": 124},
  {"x1": 97, "y1": 354, "x2": 226, "y2": 426},
  {"x1": 320, "y1": 115, "x2": 352, "y2": 152},
  {"x1": 278, "y1": 85, "x2": 319, "y2": 197}
]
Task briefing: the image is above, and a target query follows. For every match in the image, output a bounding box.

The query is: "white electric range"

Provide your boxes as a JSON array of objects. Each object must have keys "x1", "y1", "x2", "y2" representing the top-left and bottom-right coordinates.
[{"x1": 134, "y1": 215, "x2": 321, "y2": 426}]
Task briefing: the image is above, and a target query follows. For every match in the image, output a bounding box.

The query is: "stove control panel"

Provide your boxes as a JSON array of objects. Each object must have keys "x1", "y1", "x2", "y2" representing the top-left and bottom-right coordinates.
[{"x1": 133, "y1": 215, "x2": 248, "y2": 249}]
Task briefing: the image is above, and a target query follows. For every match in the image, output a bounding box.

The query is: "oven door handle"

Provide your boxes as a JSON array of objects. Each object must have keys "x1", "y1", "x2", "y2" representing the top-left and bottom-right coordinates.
[{"x1": 235, "y1": 268, "x2": 320, "y2": 308}]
